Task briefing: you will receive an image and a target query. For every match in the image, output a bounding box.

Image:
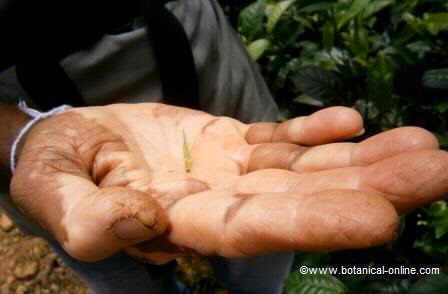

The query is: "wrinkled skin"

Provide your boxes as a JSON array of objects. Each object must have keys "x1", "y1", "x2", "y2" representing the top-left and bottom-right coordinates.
[{"x1": 10, "y1": 103, "x2": 448, "y2": 264}]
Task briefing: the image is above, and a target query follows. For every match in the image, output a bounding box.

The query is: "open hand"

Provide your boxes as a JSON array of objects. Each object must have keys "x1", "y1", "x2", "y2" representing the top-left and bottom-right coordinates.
[{"x1": 10, "y1": 103, "x2": 448, "y2": 264}]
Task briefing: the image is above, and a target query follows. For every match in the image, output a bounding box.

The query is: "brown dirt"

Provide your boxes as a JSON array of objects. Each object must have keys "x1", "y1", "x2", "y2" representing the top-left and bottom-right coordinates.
[
  {"x1": 0, "y1": 210, "x2": 227, "y2": 294},
  {"x1": 0, "y1": 211, "x2": 89, "y2": 294}
]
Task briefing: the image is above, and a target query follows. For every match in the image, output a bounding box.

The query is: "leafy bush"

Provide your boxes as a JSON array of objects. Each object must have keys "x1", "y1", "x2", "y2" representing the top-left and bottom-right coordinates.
[
  {"x1": 234, "y1": 0, "x2": 448, "y2": 292},
  {"x1": 238, "y1": 0, "x2": 448, "y2": 139}
]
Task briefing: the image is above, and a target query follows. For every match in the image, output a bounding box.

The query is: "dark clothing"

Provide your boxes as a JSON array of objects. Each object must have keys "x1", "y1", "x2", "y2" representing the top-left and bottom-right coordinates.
[
  {"x1": 0, "y1": 0, "x2": 279, "y2": 121},
  {"x1": 1, "y1": 0, "x2": 281, "y2": 236},
  {"x1": 0, "y1": 1, "x2": 290, "y2": 293}
]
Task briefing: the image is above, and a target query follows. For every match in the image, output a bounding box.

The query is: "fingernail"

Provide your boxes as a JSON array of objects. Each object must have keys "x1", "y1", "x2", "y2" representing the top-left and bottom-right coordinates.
[
  {"x1": 112, "y1": 218, "x2": 155, "y2": 241},
  {"x1": 354, "y1": 128, "x2": 365, "y2": 137}
]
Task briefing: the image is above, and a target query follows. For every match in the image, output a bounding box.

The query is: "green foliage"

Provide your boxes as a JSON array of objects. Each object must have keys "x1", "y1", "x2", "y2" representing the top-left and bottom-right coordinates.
[
  {"x1": 352, "y1": 279, "x2": 411, "y2": 294},
  {"x1": 238, "y1": 0, "x2": 448, "y2": 135},
  {"x1": 407, "y1": 274, "x2": 448, "y2": 294},
  {"x1": 422, "y1": 68, "x2": 448, "y2": 89},
  {"x1": 238, "y1": 0, "x2": 267, "y2": 41},
  {"x1": 234, "y1": 0, "x2": 448, "y2": 292},
  {"x1": 285, "y1": 272, "x2": 348, "y2": 294},
  {"x1": 247, "y1": 38, "x2": 271, "y2": 60},
  {"x1": 414, "y1": 201, "x2": 448, "y2": 258}
]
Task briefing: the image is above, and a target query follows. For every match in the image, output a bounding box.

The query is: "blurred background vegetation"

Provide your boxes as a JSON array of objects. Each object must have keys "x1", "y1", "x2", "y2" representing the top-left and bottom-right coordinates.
[{"x1": 217, "y1": 0, "x2": 448, "y2": 293}]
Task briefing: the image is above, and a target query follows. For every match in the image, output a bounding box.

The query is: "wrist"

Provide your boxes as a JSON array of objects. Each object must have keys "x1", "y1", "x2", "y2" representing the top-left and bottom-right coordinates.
[
  {"x1": 0, "y1": 104, "x2": 31, "y2": 188},
  {"x1": 10, "y1": 103, "x2": 72, "y2": 173}
]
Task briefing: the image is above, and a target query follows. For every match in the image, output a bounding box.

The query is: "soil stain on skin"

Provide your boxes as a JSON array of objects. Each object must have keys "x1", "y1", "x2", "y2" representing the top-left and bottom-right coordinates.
[{"x1": 10, "y1": 110, "x2": 153, "y2": 243}]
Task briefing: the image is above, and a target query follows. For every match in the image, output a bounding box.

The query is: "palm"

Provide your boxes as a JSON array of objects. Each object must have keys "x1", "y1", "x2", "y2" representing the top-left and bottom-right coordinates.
[
  {"x1": 104, "y1": 104, "x2": 446, "y2": 262},
  {"x1": 12, "y1": 103, "x2": 448, "y2": 264}
]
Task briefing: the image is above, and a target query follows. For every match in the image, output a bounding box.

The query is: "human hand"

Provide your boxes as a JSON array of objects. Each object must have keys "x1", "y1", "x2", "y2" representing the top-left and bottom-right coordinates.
[{"x1": 10, "y1": 103, "x2": 448, "y2": 264}]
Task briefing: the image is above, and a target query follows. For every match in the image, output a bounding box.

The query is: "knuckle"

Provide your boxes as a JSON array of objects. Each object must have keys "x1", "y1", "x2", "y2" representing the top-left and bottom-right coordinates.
[
  {"x1": 245, "y1": 122, "x2": 276, "y2": 144},
  {"x1": 62, "y1": 234, "x2": 100, "y2": 262},
  {"x1": 92, "y1": 151, "x2": 136, "y2": 185}
]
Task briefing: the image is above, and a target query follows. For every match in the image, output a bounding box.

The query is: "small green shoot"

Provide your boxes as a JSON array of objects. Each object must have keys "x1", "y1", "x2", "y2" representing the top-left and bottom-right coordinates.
[{"x1": 182, "y1": 130, "x2": 193, "y2": 173}]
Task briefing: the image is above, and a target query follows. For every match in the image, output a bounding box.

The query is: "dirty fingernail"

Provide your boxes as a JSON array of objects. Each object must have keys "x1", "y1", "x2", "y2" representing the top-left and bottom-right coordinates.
[{"x1": 113, "y1": 218, "x2": 155, "y2": 241}]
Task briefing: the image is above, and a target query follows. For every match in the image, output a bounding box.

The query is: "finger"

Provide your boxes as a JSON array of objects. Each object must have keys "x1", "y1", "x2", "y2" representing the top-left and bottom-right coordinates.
[
  {"x1": 290, "y1": 127, "x2": 439, "y2": 172},
  {"x1": 239, "y1": 149, "x2": 448, "y2": 214},
  {"x1": 244, "y1": 127, "x2": 437, "y2": 173},
  {"x1": 11, "y1": 161, "x2": 168, "y2": 262},
  {"x1": 361, "y1": 149, "x2": 448, "y2": 213},
  {"x1": 245, "y1": 106, "x2": 363, "y2": 145},
  {"x1": 122, "y1": 177, "x2": 210, "y2": 265},
  {"x1": 125, "y1": 237, "x2": 188, "y2": 265},
  {"x1": 351, "y1": 127, "x2": 439, "y2": 166},
  {"x1": 64, "y1": 186, "x2": 168, "y2": 262},
  {"x1": 245, "y1": 143, "x2": 307, "y2": 172},
  {"x1": 167, "y1": 189, "x2": 398, "y2": 257},
  {"x1": 90, "y1": 138, "x2": 209, "y2": 208},
  {"x1": 10, "y1": 115, "x2": 169, "y2": 262},
  {"x1": 236, "y1": 168, "x2": 360, "y2": 196},
  {"x1": 148, "y1": 176, "x2": 210, "y2": 209}
]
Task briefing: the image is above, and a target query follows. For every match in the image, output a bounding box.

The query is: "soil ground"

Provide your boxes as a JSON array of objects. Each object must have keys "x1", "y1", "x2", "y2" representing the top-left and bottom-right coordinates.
[
  {"x1": 0, "y1": 210, "x2": 88, "y2": 294},
  {"x1": 0, "y1": 210, "x2": 227, "y2": 294}
]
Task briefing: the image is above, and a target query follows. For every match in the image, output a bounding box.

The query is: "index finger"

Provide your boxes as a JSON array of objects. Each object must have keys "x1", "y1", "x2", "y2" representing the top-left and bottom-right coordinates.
[{"x1": 166, "y1": 189, "x2": 398, "y2": 257}]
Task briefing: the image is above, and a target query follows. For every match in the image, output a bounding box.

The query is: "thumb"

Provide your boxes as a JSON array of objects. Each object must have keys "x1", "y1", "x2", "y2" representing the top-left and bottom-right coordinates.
[
  {"x1": 11, "y1": 163, "x2": 168, "y2": 262},
  {"x1": 62, "y1": 186, "x2": 168, "y2": 262},
  {"x1": 9, "y1": 109, "x2": 169, "y2": 262}
]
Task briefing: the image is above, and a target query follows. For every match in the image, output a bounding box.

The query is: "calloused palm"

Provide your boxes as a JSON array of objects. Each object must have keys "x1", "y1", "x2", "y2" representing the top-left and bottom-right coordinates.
[{"x1": 11, "y1": 103, "x2": 448, "y2": 264}]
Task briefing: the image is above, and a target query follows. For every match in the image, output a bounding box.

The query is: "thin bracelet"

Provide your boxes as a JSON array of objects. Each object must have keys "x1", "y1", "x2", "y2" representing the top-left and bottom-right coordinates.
[{"x1": 10, "y1": 101, "x2": 72, "y2": 173}]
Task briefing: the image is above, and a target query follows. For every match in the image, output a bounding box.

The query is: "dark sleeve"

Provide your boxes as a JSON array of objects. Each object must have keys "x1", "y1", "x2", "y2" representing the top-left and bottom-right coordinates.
[
  {"x1": 0, "y1": 0, "x2": 140, "y2": 72},
  {"x1": 0, "y1": 0, "x2": 19, "y2": 71}
]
